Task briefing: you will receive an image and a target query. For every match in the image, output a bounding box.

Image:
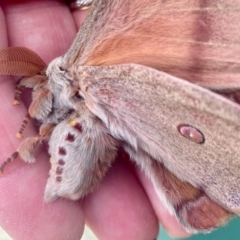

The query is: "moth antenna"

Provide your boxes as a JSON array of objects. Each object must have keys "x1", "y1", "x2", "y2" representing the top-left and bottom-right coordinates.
[
  {"x1": 0, "y1": 152, "x2": 19, "y2": 175},
  {"x1": 0, "y1": 47, "x2": 46, "y2": 76},
  {"x1": 16, "y1": 113, "x2": 31, "y2": 138}
]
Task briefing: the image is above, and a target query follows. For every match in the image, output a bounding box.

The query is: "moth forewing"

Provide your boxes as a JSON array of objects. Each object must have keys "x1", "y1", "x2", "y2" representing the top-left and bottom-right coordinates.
[{"x1": 75, "y1": 63, "x2": 240, "y2": 231}]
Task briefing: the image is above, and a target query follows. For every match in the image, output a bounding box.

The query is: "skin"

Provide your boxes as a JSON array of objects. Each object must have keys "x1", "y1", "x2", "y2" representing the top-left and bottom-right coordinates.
[{"x1": 0, "y1": 1, "x2": 190, "y2": 239}]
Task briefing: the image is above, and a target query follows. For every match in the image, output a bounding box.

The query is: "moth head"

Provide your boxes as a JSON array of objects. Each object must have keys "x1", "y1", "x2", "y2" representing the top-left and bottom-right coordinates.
[
  {"x1": 29, "y1": 57, "x2": 80, "y2": 124},
  {"x1": 46, "y1": 57, "x2": 80, "y2": 109}
]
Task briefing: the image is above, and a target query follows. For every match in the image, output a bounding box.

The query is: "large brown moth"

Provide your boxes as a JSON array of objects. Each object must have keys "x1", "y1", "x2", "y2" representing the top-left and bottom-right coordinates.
[{"x1": 1, "y1": 0, "x2": 240, "y2": 234}]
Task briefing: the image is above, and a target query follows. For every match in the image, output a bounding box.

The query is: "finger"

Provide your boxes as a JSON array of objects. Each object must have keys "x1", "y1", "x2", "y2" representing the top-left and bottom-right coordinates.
[
  {"x1": 1, "y1": 0, "x2": 77, "y2": 61},
  {"x1": 0, "y1": 1, "x2": 86, "y2": 240},
  {"x1": 82, "y1": 154, "x2": 159, "y2": 240}
]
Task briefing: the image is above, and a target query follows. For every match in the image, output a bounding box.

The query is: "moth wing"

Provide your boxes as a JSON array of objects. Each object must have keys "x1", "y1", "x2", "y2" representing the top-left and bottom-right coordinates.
[
  {"x1": 65, "y1": 0, "x2": 240, "y2": 90},
  {"x1": 77, "y1": 64, "x2": 240, "y2": 216}
]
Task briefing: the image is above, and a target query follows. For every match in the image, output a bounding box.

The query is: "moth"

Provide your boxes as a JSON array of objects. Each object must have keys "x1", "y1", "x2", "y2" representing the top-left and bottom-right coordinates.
[{"x1": 1, "y1": 0, "x2": 240, "y2": 234}]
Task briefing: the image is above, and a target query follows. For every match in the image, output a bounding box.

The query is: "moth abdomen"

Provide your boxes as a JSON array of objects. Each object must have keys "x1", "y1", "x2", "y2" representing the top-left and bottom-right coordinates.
[{"x1": 44, "y1": 103, "x2": 119, "y2": 201}]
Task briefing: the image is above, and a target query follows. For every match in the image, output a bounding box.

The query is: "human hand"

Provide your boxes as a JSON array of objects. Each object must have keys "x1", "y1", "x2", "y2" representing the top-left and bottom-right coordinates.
[{"x1": 0, "y1": 1, "x2": 190, "y2": 239}]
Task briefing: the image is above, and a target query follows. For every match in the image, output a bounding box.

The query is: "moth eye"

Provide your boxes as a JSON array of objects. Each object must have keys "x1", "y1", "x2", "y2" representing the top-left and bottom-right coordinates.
[
  {"x1": 59, "y1": 66, "x2": 65, "y2": 72},
  {"x1": 74, "y1": 92, "x2": 83, "y2": 100},
  {"x1": 178, "y1": 124, "x2": 205, "y2": 144}
]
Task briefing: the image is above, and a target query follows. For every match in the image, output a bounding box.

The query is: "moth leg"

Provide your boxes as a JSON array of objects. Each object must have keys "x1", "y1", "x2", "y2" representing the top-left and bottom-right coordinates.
[
  {"x1": 28, "y1": 88, "x2": 53, "y2": 120},
  {"x1": 14, "y1": 75, "x2": 46, "y2": 105},
  {"x1": 15, "y1": 113, "x2": 31, "y2": 139},
  {"x1": 0, "y1": 152, "x2": 19, "y2": 175},
  {"x1": 124, "y1": 145, "x2": 233, "y2": 233},
  {"x1": 44, "y1": 106, "x2": 119, "y2": 201},
  {"x1": 17, "y1": 123, "x2": 55, "y2": 163},
  {"x1": 0, "y1": 123, "x2": 55, "y2": 174}
]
